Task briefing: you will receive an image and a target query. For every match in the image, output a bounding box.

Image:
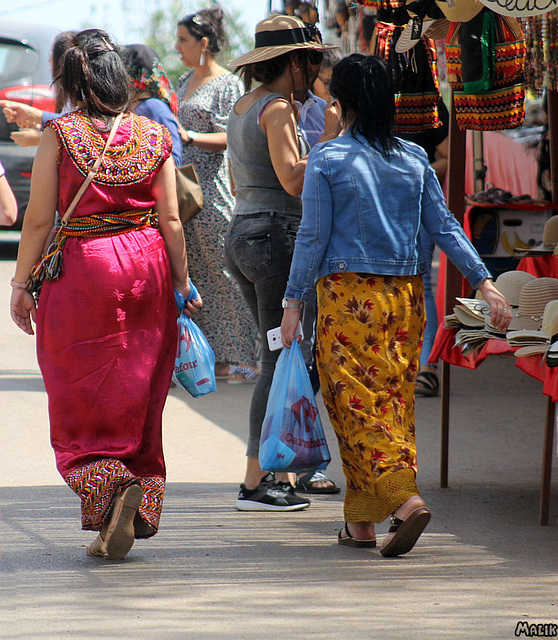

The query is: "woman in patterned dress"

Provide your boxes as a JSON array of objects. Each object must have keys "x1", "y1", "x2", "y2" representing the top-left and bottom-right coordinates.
[
  {"x1": 9, "y1": 29, "x2": 199, "y2": 560},
  {"x1": 175, "y1": 8, "x2": 259, "y2": 381},
  {"x1": 281, "y1": 54, "x2": 513, "y2": 556}
]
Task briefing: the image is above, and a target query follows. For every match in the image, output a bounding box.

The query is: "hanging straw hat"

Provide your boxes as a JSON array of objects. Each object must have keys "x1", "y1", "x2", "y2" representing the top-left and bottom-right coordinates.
[
  {"x1": 435, "y1": 0, "x2": 485, "y2": 22},
  {"x1": 395, "y1": 0, "x2": 451, "y2": 53},
  {"x1": 476, "y1": 0, "x2": 558, "y2": 17},
  {"x1": 229, "y1": 14, "x2": 335, "y2": 69}
]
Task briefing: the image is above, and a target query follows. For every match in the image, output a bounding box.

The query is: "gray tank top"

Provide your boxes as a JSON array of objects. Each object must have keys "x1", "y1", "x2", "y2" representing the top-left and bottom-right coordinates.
[{"x1": 227, "y1": 92, "x2": 309, "y2": 216}]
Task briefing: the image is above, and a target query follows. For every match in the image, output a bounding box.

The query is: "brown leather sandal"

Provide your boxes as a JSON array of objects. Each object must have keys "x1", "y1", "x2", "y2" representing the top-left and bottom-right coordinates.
[
  {"x1": 337, "y1": 522, "x2": 377, "y2": 548},
  {"x1": 380, "y1": 506, "x2": 431, "y2": 557}
]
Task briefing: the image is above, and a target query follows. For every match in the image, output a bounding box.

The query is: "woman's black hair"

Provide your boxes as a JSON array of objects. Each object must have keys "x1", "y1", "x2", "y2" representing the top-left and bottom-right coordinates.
[
  {"x1": 329, "y1": 53, "x2": 400, "y2": 155},
  {"x1": 56, "y1": 29, "x2": 130, "y2": 124},
  {"x1": 178, "y1": 8, "x2": 227, "y2": 55},
  {"x1": 237, "y1": 49, "x2": 314, "y2": 92}
]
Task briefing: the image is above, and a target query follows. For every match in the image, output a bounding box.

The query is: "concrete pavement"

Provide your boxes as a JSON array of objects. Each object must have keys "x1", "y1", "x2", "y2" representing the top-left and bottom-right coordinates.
[{"x1": 0, "y1": 246, "x2": 557, "y2": 640}]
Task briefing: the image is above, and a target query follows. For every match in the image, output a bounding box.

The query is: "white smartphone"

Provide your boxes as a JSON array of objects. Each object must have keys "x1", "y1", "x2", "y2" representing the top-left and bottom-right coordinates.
[{"x1": 266, "y1": 322, "x2": 304, "y2": 351}]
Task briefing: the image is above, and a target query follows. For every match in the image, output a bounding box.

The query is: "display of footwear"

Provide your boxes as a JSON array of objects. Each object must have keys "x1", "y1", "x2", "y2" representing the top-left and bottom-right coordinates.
[
  {"x1": 295, "y1": 470, "x2": 341, "y2": 494},
  {"x1": 235, "y1": 475, "x2": 310, "y2": 511},
  {"x1": 415, "y1": 371, "x2": 440, "y2": 397},
  {"x1": 380, "y1": 505, "x2": 431, "y2": 557},
  {"x1": 102, "y1": 483, "x2": 143, "y2": 560},
  {"x1": 337, "y1": 522, "x2": 376, "y2": 548}
]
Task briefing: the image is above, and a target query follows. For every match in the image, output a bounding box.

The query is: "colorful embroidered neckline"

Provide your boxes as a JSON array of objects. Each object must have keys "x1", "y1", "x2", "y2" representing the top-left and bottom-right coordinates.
[{"x1": 49, "y1": 111, "x2": 168, "y2": 185}]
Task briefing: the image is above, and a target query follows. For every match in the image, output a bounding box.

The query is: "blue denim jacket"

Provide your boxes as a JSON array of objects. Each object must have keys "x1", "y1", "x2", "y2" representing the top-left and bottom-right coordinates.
[{"x1": 285, "y1": 130, "x2": 491, "y2": 301}]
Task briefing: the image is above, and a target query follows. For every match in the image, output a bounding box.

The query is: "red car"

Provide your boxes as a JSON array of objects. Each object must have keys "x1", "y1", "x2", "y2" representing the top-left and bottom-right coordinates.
[{"x1": 0, "y1": 20, "x2": 58, "y2": 229}]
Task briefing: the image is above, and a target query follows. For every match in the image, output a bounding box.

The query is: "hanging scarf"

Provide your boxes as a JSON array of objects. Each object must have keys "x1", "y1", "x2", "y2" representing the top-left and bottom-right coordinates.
[{"x1": 123, "y1": 44, "x2": 178, "y2": 114}]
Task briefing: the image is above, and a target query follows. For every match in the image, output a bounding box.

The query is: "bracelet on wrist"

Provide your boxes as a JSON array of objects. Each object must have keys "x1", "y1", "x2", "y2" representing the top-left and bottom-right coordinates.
[
  {"x1": 185, "y1": 130, "x2": 196, "y2": 146},
  {"x1": 10, "y1": 278, "x2": 29, "y2": 291}
]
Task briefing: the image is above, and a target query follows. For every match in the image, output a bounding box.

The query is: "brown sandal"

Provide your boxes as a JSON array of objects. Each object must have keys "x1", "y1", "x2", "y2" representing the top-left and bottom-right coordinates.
[
  {"x1": 380, "y1": 506, "x2": 431, "y2": 557},
  {"x1": 337, "y1": 522, "x2": 377, "y2": 548},
  {"x1": 87, "y1": 484, "x2": 143, "y2": 560}
]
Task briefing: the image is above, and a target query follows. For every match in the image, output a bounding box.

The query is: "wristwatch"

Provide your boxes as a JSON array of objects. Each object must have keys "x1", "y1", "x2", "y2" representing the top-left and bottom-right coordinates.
[
  {"x1": 282, "y1": 298, "x2": 303, "y2": 310},
  {"x1": 185, "y1": 130, "x2": 197, "y2": 146}
]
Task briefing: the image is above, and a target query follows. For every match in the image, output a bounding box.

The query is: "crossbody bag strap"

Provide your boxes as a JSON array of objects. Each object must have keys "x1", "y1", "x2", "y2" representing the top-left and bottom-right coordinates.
[{"x1": 59, "y1": 112, "x2": 124, "y2": 226}]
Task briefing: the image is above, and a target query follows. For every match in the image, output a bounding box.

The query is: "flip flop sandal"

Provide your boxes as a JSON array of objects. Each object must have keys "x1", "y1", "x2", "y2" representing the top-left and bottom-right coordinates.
[
  {"x1": 415, "y1": 371, "x2": 439, "y2": 397},
  {"x1": 295, "y1": 470, "x2": 341, "y2": 494},
  {"x1": 337, "y1": 522, "x2": 376, "y2": 548},
  {"x1": 226, "y1": 365, "x2": 260, "y2": 385},
  {"x1": 380, "y1": 506, "x2": 431, "y2": 557},
  {"x1": 103, "y1": 484, "x2": 143, "y2": 560}
]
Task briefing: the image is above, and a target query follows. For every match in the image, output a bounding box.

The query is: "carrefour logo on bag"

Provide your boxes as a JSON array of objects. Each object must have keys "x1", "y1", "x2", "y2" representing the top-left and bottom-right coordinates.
[
  {"x1": 178, "y1": 323, "x2": 192, "y2": 351},
  {"x1": 291, "y1": 396, "x2": 318, "y2": 433}
]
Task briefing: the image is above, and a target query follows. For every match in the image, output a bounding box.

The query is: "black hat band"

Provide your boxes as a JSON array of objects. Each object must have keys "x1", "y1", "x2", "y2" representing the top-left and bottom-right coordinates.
[{"x1": 254, "y1": 27, "x2": 311, "y2": 49}]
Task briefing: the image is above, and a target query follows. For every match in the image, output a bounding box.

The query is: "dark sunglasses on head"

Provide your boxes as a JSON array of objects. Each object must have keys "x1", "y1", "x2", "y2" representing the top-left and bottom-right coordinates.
[{"x1": 307, "y1": 50, "x2": 324, "y2": 65}]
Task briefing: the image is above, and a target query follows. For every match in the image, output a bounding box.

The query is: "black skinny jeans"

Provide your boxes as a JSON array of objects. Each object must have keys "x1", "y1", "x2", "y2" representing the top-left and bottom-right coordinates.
[{"x1": 224, "y1": 211, "x2": 302, "y2": 458}]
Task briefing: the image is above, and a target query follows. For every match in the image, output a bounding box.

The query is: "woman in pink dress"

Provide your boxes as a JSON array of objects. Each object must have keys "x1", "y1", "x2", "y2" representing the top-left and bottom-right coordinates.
[{"x1": 9, "y1": 29, "x2": 199, "y2": 560}]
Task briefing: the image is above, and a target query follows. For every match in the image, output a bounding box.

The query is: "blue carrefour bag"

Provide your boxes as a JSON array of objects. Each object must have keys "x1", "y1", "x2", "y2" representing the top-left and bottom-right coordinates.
[
  {"x1": 173, "y1": 286, "x2": 216, "y2": 398},
  {"x1": 259, "y1": 340, "x2": 331, "y2": 472}
]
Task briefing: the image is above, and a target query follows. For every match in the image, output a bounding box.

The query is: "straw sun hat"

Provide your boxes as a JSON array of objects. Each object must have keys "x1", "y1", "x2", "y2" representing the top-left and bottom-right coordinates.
[
  {"x1": 229, "y1": 14, "x2": 335, "y2": 69},
  {"x1": 507, "y1": 277, "x2": 558, "y2": 332}
]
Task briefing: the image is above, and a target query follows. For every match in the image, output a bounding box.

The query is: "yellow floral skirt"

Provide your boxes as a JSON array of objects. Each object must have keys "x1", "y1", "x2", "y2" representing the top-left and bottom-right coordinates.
[{"x1": 316, "y1": 272, "x2": 425, "y2": 523}]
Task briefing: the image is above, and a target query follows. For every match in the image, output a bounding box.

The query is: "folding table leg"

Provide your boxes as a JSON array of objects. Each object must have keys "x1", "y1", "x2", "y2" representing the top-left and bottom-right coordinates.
[
  {"x1": 441, "y1": 360, "x2": 451, "y2": 488},
  {"x1": 539, "y1": 398, "x2": 555, "y2": 525}
]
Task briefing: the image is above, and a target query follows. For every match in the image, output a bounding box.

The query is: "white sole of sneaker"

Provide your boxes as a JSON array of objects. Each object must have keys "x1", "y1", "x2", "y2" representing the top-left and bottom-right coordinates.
[{"x1": 235, "y1": 500, "x2": 310, "y2": 512}]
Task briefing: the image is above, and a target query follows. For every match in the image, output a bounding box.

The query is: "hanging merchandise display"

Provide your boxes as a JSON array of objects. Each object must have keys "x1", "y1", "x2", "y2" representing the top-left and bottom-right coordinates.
[
  {"x1": 521, "y1": 12, "x2": 558, "y2": 94},
  {"x1": 370, "y1": 0, "x2": 443, "y2": 131},
  {"x1": 446, "y1": 9, "x2": 527, "y2": 130}
]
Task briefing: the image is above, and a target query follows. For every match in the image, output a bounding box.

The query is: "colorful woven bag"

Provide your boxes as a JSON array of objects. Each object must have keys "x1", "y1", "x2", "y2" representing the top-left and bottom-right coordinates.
[
  {"x1": 445, "y1": 9, "x2": 526, "y2": 131},
  {"x1": 372, "y1": 20, "x2": 442, "y2": 132}
]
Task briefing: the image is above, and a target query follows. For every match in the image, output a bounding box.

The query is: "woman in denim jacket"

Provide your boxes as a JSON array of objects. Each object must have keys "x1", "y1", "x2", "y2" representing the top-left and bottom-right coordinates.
[{"x1": 281, "y1": 54, "x2": 513, "y2": 556}]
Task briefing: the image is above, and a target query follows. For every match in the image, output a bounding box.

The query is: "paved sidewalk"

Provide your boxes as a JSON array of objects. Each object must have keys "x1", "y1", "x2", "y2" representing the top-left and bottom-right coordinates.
[{"x1": 0, "y1": 252, "x2": 557, "y2": 639}]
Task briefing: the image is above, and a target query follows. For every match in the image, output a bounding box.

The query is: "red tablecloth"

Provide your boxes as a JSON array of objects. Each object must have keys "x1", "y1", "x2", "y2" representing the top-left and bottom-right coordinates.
[
  {"x1": 430, "y1": 326, "x2": 558, "y2": 401},
  {"x1": 517, "y1": 254, "x2": 558, "y2": 278}
]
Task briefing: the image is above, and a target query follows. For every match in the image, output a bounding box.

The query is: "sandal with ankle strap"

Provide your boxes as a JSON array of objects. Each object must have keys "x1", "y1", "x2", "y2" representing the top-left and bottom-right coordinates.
[
  {"x1": 337, "y1": 522, "x2": 376, "y2": 548},
  {"x1": 415, "y1": 371, "x2": 439, "y2": 397},
  {"x1": 380, "y1": 506, "x2": 431, "y2": 557}
]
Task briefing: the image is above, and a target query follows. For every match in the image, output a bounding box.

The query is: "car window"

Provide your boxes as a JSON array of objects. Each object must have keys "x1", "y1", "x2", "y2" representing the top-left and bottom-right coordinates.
[{"x1": 0, "y1": 40, "x2": 38, "y2": 87}]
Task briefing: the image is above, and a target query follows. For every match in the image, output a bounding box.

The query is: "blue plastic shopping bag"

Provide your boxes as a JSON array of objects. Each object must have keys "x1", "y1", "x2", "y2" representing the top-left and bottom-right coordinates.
[
  {"x1": 259, "y1": 340, "x2": 331, "y2": 472},
  {"x1": 173, "y1": 286, "x2": 216, "y2": 398}
]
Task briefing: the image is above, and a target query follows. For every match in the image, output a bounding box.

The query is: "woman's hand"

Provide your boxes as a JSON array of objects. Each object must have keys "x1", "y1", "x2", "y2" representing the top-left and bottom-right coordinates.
[
  {"x1": 10, "y1": 289, "x2": 37, "y2": 335},
  {"x1": 0, "y1": 100, "x2": 43, "y2": 129},
  {"x1": 184, "y1": 294, "x2": 202, "y2": 318},
  {"x1": 478, "y1": 278, "x2": 513, "y2": 332},
  {"x1": 11, "y1": 129, "x2": 42, "y2": 147},
  {"x1": 317, "y1": 100, "x2": 342, "y2": 143},
  {"x1": 280, "y1": 307, "x2": 301, "y2": 348}
]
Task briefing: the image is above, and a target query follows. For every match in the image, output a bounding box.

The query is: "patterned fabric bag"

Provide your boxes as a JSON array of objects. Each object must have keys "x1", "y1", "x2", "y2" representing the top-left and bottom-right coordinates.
[
  {"x1": 372, "y1": 20, "x2": 442, "y2": 132},
  {"x1": 446, "y1": 10, "x2": 526, "y2": 130}
]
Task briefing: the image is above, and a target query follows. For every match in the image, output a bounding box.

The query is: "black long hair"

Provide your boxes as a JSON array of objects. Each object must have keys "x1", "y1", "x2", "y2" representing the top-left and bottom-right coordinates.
[
  {"x1": 329, "y1": 53, "x2": 400, "y2": 155},
  {"x1": 56, "y1": 29, "x2": 130, "y2": 123},
  {"x1": 237, "y1": 49, "x2": 314, "y2": 92}
]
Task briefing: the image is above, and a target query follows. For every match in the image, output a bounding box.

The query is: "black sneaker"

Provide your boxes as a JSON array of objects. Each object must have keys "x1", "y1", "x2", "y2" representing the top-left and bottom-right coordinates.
[{"x1": 235, "y1": 478, "x2": 311, "y2": 512}]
